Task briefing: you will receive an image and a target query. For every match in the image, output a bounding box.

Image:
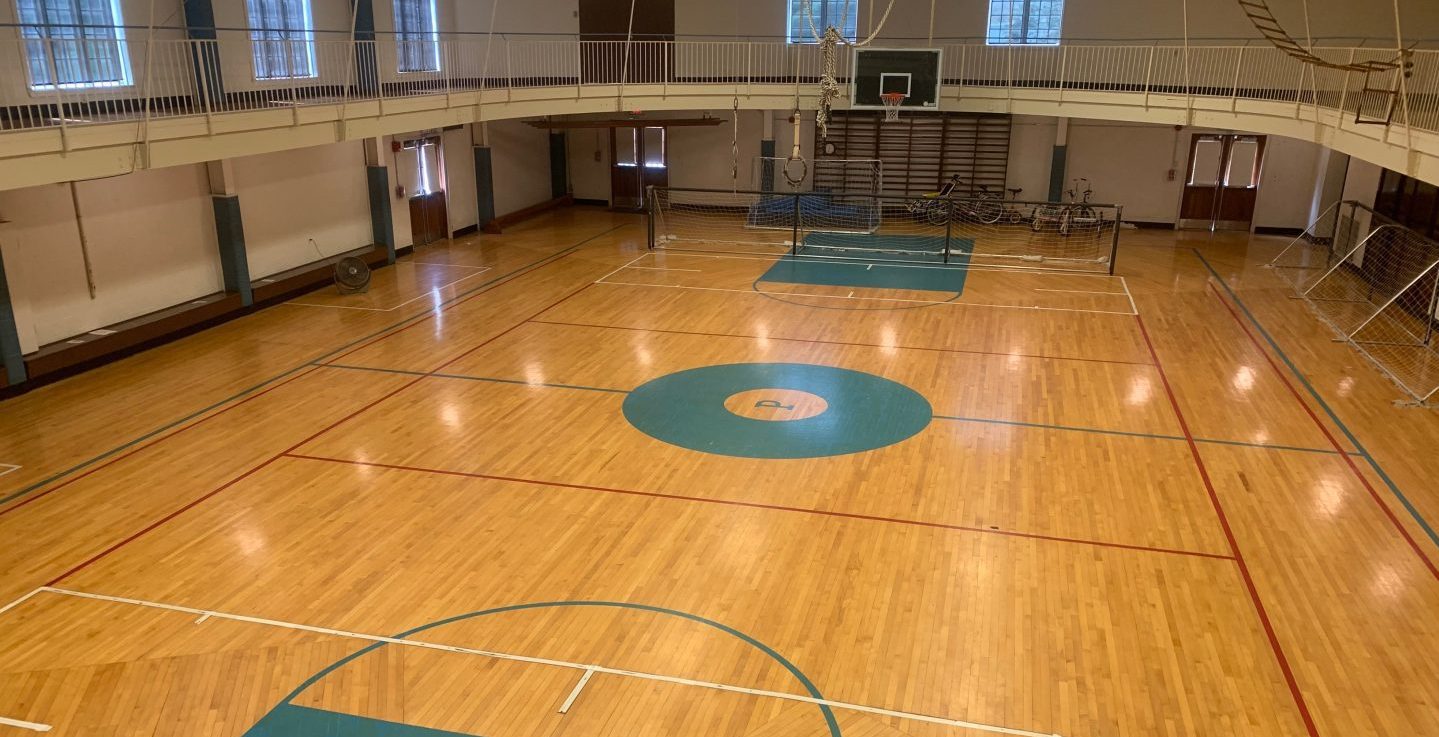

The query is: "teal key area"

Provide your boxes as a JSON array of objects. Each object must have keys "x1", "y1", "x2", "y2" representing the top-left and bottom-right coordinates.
[
  {"x1": 246, "y1": 704, "x2": 483, "y2": 737},
  {"x1": 622, "y1": 362, "x2": 933, "y2": 458},
  {"x1": 763, "y1": 234, "x2": 972, "y2": 293}
]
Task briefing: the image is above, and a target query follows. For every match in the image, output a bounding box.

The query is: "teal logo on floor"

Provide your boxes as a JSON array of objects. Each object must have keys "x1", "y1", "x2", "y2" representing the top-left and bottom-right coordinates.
[{"x1": 623, "y1": 363, "x2": 932, "y2": 458}]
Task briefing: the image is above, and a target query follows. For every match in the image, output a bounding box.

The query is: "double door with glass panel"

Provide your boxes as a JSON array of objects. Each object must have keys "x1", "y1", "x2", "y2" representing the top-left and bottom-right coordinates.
[{"x1": 1180, "y1": 134, "x2": 1266, "y2": 231}]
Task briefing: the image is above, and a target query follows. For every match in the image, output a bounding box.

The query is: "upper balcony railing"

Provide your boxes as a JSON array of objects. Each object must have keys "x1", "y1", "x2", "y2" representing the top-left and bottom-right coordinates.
[{"x1": 0, "y1": 33, "x2": 1434, "y2": 146}]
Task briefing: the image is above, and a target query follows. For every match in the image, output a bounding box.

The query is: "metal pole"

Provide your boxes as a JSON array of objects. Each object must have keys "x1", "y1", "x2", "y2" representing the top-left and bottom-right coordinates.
[
  {"x1": 1424, "y1": 264, "x2": 1439, "y2": 345},
  {"x1": 943, "y1": 199, "x2": 953, "y2": 264},
  {"x1": 791, "y1": 193, "x2": 801, "y2": 256},
  {"x1": 646, "y1": 185, "x2": 655, "y2": 250},
  {"x1": 1109, "y1": 205, "x2": 1123, "y2": 275}
]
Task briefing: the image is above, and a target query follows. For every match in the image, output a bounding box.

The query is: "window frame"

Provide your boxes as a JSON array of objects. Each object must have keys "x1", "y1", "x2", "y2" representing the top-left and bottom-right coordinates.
[
  {"x1": 786, "y1": 0, "x2": 857, "y2": 45},
  {"x1": 16, "y1": 0, "x2": 134, "y2": 91},
  {"x1": 393, "y1": 0, "x2": 441, "y2": 74},
  {"x1": 985, "y1": 0, "x2": 1064, "y2": 47},
  {"x1": 246, "y1": 0, "x2": 318, "y2": 81}
]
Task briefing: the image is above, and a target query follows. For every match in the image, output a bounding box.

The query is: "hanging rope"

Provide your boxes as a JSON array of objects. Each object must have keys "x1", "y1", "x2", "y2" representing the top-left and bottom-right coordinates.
[
  {"x1": 616, "y1": 0, "x2": 640, "y2": 109},
  {"x1": 801, "y1": 0, "x2": 898, "y2": 140},
  {"x1": 784, "y1": 110, "x2": 807, "y2": 187},
  {"x1": 731, "y1": 97, "x2": 740, "y2": 190},
  {"x1": 476, "y1": 0, "x2": 502, "y2": 119}
]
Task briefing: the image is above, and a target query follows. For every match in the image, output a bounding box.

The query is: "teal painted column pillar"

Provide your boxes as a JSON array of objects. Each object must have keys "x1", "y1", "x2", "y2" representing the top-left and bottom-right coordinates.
[
  {"x1": 1048, "y1": 118, "x2": 1069, "y2": 202},
  {"x1": 367, "y1": 165, "x2": 396, "y2": 263},
  {"x1": 212, "y1": 195, "x2": 253, "y2": 306},
  {"x1": 474, "y1": 146, "x2": 497, "y2": 230},
  {"x1": 351, "y1": 0, "x2": 380, "y2": 98},
  {"x1": 0, "y1": 247, "x2": 27, "y2": 385},
  {"x1": 182, "y1": 0, "x2": 224, "y2": 106},
  {"x1": 549, "y1": 133, "x2": 568, "y2": 199}
]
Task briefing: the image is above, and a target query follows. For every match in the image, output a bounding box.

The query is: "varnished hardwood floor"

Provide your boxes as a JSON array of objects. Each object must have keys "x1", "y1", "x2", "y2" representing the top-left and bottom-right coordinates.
[{"x1": 1, "y1": 207, "x2": 1438, "y2": 737}]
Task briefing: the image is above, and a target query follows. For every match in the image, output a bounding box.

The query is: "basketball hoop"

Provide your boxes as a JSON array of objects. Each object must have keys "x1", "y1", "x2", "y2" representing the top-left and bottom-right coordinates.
[{"x1": 880, "y1": 92, "x2": 906, "y2": 122}]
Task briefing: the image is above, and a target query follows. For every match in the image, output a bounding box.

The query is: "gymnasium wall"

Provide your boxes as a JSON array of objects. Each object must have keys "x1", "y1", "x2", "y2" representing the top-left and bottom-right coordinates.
[
  {"x1": 443, "y1": 128, "x2": 480, "y2": 235},
  {"x1": 487, "y1": 119, "x2": 563, "y2": 216},
  {"x1": 0, "y1": 165, "x2": 221, "y2": 350},
  {"x1": 231, "y1": 141, "x2": 374, "y2": 279}
]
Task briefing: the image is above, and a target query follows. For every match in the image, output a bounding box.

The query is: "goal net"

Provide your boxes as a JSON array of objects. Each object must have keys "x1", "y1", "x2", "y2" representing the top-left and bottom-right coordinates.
[
  {"x1": 1276, "y1": 201, "x2": 1439, "y2": 402},
  {"x1": 751, "y1": 157, "x2": 882, "y2": 195}
]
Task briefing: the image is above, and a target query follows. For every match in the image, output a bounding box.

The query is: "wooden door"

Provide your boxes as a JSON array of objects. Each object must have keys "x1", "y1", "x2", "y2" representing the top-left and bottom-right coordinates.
[
  {"x1": 409, "y1": 191, "x2": 449, "y2": 246},
  {"x1": 1180, "y1": 134, "x2": 1265, "y2": 231},
  {"x1": 610, "y1": 126, "x2": 667, "y2": 211}
]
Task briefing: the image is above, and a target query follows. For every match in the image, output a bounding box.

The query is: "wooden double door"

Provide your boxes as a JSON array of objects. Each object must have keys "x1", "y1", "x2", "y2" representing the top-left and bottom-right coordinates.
[
  {"x1": 1180, "y1": 134, "x2": 1266, "y2": 231},
  {"x1": 610, "y1": 125, "x2": 668, "y2": 211}
]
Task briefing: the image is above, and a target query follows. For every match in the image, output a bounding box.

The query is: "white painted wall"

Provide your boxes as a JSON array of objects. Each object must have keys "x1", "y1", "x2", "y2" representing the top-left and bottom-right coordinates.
[
  {"x1": 232, "y1": 141, "x2": 373, "y2": 279},
  {"x1": 488, "y1": 119, "x2": 555, "y2": 216},
  {"x1": 443, "y1": 127, "x2": 479, "y2": 233},
  {"x1": 1007, "y1": 115, "x2": 1058, "y2": 202},
  {"x1": 1065, "y1": 119, "x2": 1187, "y2": 223},
  {"x1": 1254, "y1": 135, "x2": 1324, "y2": 229},
  {"x1": 0, "y1": 165, "x2": 221, "y2": 348},
  {"x1": 569, "y1": 127, "x2": 612, "y2": 202}
]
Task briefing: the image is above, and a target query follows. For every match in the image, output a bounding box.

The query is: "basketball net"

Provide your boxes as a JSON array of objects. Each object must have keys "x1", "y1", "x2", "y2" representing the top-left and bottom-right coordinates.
[{"x1": 880, "y1": 92, "x2": 906, "y2": 122}]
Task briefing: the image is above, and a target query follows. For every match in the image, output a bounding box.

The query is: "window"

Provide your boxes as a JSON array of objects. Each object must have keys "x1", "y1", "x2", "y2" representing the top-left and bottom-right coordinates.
[
  {"x1": 986, "y1": 0, "x2": 1063, "y2": 46},
  {"x1": 787, "y1": 0, "x2": 856, "y2": 44},
  {"x1": 246, "y1": 0, "x2": 316, "y2": 80},
  {"x1": 393, "y1": 0, "x2": 440, "y2": 73},
  {"x1": 16, "y1": 0, "x2": 132, "y2": 89},
  {"x1": 643, "y1": 127, "x2": 665, "y2": 169}
]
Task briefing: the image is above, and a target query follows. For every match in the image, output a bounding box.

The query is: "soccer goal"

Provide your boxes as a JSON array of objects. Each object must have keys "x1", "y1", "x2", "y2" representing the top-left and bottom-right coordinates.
[{"x1": 1274, "y1": 201, "x2": 1439, "y2": 403}]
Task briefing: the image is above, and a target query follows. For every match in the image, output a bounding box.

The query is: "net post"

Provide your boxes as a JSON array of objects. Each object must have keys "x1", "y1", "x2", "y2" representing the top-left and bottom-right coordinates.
[
  {"x1": 1425, "y1": 264, "x2": 1439, "y2": 345},
  {"x1": 791, "y1": 193, "x2": 801, "y2": 257},
  {"x1": 943, "y1": 198, "x2": 954, "y2": 264},
  {"x1": 645, "y1": 185, "x2": 656, "y2": 250},
  {"x1": 1109, "y1": 205, "x2": 1123, "y2": 275}
]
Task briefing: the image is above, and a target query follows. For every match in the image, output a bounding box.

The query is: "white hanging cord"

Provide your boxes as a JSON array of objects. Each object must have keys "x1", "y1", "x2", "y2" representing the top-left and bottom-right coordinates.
[
  {"x1": 928, "y1": 0, "x2": 937, "y2": 46},
  {"x1": 616, "y1": 0, "x2": 639, "y2": 110},
  {"x1": 477, "y1": 0, "x2": 501, "y2": 119}
]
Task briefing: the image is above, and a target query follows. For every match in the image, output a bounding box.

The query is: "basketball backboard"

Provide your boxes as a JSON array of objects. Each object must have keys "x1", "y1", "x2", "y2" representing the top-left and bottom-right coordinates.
[{"x1": 851, "y1": 48, "x2": 942, "y2": 109}]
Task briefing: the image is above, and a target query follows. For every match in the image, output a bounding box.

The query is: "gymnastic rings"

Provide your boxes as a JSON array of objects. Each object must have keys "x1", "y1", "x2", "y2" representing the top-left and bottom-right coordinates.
[{"x1": 783, "y1": 157, "x2": 808, "y2": 188}]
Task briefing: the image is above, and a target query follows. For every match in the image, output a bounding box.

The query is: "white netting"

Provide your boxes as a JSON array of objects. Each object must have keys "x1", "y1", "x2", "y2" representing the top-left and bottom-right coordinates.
[
  {"x1": 752, "y1": 157, "x2": 882, "y2": 194},
  {"x1": 1279, "y1": 202, "x2": 1439, "y2": 402},
  {"x1": 649, "y1": 187, "x2": 1120, "y2": 273}
]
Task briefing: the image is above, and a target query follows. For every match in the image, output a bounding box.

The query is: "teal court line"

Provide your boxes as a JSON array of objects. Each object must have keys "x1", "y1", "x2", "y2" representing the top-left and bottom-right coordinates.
[
  {"x1": 1194, "y1": 249, "x2": 1439, "y2": 551},
  {"x1": 321, "y1": 363, "x2": 1342, "y2": 455},
  {"x1": 262, "y1": 600, "x2": 841, "y2": 737},
  {"x1": 0, "y1": 224, "x2": 631, "y2": 510}
]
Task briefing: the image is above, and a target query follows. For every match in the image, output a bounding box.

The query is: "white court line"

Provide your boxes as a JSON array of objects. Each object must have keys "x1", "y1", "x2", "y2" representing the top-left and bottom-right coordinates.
[
  {"x1": 0, "y1": 716, "x2": 51, "y2": 732},
  {"x1": 624, "y1": 266, "x2": 703, "y2": 272},
  {"x1": 1121, "y1": 276, "x2": 1139, "y2": 316},
  {"x1": 654, "y1": 248, "x2": 1122, "y2": 278},
  {"x1": 0, "y1": 587, "x2": 45, "y2": 618},
  {"x1": 558, "y1": 668, "x2": 597, "y2": 714},
  {"x1": 1031, "y1": 288, "x2": 1128, "y2": 296},
  {"x1": 286, "y1": 267, "x2": 493, "y2": 312},
  {"x1": 595, "y1": 279, "x2": 1136, "y2": 316},
  {"x1": 33, "y1": 587, "x2": 1063, "y2": 737},
  {"x1": 0, "y1": 463, "x2": 20, "y2": 478},
  {"x1": 407, "y1": 261, "x2": 492, "y2": 269},
  {"x1": 593, "y1": 252, "x2": 655, "y2": 284}
]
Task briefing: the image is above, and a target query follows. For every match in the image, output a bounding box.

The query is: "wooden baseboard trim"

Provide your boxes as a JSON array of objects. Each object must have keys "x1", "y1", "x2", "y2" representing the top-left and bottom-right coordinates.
[{"x1": 482, "y1": 195, "x2": 574, "y2": 234}]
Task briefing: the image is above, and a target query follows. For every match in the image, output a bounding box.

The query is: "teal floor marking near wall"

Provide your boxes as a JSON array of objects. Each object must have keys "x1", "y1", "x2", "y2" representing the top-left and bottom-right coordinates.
[
  {"x1": 246, "y1": 704, "x2": 484, "y2": 737},
  {"x1": 623, "y1": 363, "x2": 932, "y2": 458},
  {"x1": 760, "y1": 255, "x2": 969, "y2": 293},
  {"x1": 244, "y1": 600, "x2": 841, "y2": 737}
]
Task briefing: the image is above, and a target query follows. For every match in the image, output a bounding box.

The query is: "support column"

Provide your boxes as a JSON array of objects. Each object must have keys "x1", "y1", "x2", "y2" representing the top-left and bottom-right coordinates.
[
  {"x1": 1048, "y1": 117, "x2": 1069, "y2": 202},
  {"x1": 549, "y1": 132, "x2": 569, "y2": 200},
  {"x1": 0, "y1": 245, "x2": 26, "y2": 386},
  {"x1": 182, "y1": 0, "x2": 224, "y2": 106},
  {"x1": 761, "y1": 111, "x2": 776, "y2": 191},
  {"x1": 206, "y1": 161, "x2": 252, "y2": 307},
  {"x1": 362, "y1": 138, "x2": 396, "y2": 263},
  {"x1": 474, "y1": 124, "x2": 498, "y2": 232},
  {"x1": 352, "y1": 0, "x2": 380, "y2": 98}
]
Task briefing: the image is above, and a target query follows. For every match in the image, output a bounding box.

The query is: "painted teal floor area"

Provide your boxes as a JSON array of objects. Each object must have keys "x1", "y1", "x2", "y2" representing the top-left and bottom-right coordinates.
[
  {"x1": 761, "y1": 252, "x2": 970, "y2": 293},
  {"x1": 246, "y1": 704, "x2": 483, "y2": 737}
]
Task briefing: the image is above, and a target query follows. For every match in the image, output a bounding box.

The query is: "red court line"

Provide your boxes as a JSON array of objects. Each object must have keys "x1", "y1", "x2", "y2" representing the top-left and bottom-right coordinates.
[
  {"x1": 1206, "y1": 282, "x2": 1439, "y2": 579},
  {"x1": 282, "y1": 452, "x2": 1237, "y2": 562},
  {"x1": 43, "y1": 282, "x2": 603, "y2": 588},
  {"x1": 1135, "y1": 314, "x2": 1320, "y2": 737},
  {"x1": 528, "y1": 319, "x2": 1157, "y2": 367},
  {"x1": 0, "y1": 366, "x2": 324, "y2": 520}
]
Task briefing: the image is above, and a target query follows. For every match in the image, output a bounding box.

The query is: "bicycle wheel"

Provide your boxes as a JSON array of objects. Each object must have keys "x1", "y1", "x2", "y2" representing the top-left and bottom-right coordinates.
[
  {"x1": 973, "y1": 199, "x2": 1003, "y2": 225},
  {"x1": 924, "y1": 203, "x2": 950, "y2": 226},
  {"x1": 1059, "y1": 208, "x2": 1073, "y2": 236}
]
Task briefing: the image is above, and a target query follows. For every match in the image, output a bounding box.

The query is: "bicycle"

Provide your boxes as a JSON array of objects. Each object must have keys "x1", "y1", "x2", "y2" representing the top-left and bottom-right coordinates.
[
  {"x1": 1032, "y1": 178, "x2": 1099, "y2": 236},
  {"x1": 907, "y1": 175, "x2": 1004, "y2": 226}
]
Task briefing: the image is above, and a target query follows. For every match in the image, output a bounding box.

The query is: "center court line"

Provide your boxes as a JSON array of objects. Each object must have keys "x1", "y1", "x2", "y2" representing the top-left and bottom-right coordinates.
[
  {"x1": 27, "y1": 587, "x2": 1064, "y2": 737},
  {"x1": 1201, "y1": 273, "x2": 1439, "y2": 576},
  {"x1": 282, "y1": 452, "x2": 1236, "y2": 561},
  {"x1": 0, "y1": 223, "x2": 632, "y2": 513},
  {"x1": 1031, "y1": 288, "x2": 1126, "y2": 295},
  {"x1": 1135, "y1": 314, "x2": 1320, "y2": 737},
  {"x1": 0, "y1": 464, "x2": 20, "y2": 478},
  {"x1": 286, "y1": 266, "x2": 494, "y2": 312},
  {"x1": 557, "y1": 668, "x2": 597, "y2": 713},
  {"x1": 528, "y1": 319, "x2": 1157, "y2": 367},
  {"x1": 595, "y1": 279, "x2": 1137, "y2": 316}
]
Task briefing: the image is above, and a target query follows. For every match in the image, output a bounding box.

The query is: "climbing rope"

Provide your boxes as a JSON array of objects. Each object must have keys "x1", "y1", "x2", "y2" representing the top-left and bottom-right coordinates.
[
  {"x1": 800, "y1": 0, "x2": 899, "y2": 140},
  {"x1": 731, "y1": 97, "x2": 740, "y2": 190}
]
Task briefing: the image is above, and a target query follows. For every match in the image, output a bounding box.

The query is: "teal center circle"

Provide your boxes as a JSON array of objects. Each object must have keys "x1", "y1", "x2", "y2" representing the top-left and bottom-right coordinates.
[{"x1": 623, "y1": 363, "x2": 932, "y2": 458}]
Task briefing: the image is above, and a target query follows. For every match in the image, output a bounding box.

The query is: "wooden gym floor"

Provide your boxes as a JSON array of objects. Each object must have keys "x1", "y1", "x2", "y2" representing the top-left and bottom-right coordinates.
[{"x1": 2, "y1": 207, "x2": 1438, "y2": 737}]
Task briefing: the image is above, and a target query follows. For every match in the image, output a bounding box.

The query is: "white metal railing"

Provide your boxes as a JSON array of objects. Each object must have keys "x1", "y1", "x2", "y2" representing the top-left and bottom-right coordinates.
[{"x1": 0, "y1": 35, "x2": 1435, "y2": 142}]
